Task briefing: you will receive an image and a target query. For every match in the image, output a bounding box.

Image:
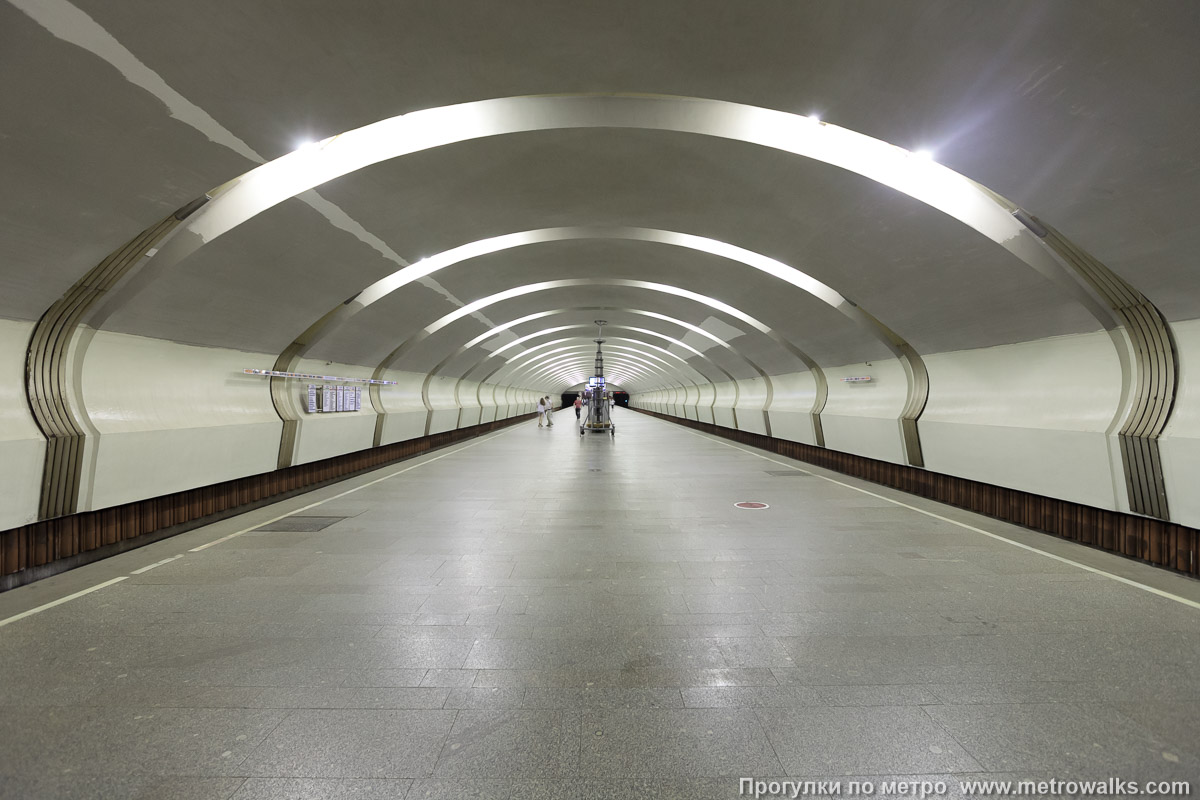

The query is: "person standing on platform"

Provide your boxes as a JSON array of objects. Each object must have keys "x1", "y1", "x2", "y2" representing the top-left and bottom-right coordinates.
[
  {"x1": 544, "y1": 396, "x2": 554, "y2": 427},
  {"x1": 536, "y1": 396, "x2": 546, "y2": 427},
  {"x1": 574, "y1": 394, "x2": 582, "y2": 420}
]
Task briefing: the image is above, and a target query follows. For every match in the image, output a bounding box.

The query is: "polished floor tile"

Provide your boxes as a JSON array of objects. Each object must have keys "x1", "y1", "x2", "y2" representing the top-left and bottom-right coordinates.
[{"x1": 1, "y1": 409, "x2": 1199, "y2": 797}]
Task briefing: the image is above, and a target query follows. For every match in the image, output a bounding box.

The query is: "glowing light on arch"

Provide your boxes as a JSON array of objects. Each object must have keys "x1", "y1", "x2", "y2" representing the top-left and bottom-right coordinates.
[
  {"x1": 459, "y1": 308, "x2": 734, "y2": 359},
  {"x1": 467, "y1": 323, "x2": 738, "y2": 388},
  {"x1": 373, "y1": 277, "x2": 819, "y2": 377},
  {"x1": 138, "y1": 93, "x2": 1098, "y2": 329},
  {"x1": 498, "y1": 342, "x2": 705, "y2": 388},
  {"x1": 432, "y1": 308, "x2": 762, "y2": 388},
  {"x1": 525, "y1": 356, "x2": 663, "y2": 388},
  {"x1": 520, "y1": 356, "x2": 675, "y2": 391},
  {"x1": 502, "y1": 344, "x2": 690, "y2": 384},
  {"x1": 519, "y1": 356, "x2": 658, "y2": 386},
  {"x1": 499, "y1": 337, "x2": 703, "y2": 378},
  {"x1": 273, "y1": 226, "x2": 918, "y2": 371}
]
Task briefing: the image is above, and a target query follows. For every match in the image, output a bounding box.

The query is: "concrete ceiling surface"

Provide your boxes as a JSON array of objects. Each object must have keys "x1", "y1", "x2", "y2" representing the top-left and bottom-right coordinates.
[
  {"x1": 4, "y1": 0, "x2": 1199, "y2": 389},
  {"x1": 0, "y1": 3, "x2": 256, "y2": 319}
]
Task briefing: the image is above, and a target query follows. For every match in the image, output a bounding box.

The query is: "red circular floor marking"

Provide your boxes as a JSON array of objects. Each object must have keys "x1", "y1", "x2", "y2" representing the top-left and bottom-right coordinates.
[{"x1": 734, "y1": 501, "x2": 769, "y2": 510}]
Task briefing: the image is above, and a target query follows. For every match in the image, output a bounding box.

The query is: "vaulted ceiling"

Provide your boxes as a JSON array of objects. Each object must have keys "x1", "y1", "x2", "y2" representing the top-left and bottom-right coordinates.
[{"x1": 4, "y1": 0, "x2": 1198, "y2": 391}]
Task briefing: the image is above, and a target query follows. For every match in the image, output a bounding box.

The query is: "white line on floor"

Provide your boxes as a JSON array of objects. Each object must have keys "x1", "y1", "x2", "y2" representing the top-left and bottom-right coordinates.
[
  {"x1": 129, "y1": 554, "x2": 184, "y2": 574},
  {"x1": 0, "y1": 424, "x2": 520, "y2": 628},
  {"x1": 675, "y1": 424, "x2": 1200, "y2": 612},
  {"x1": 0, "y1": 576, "x2": 128, "y2": 629}
]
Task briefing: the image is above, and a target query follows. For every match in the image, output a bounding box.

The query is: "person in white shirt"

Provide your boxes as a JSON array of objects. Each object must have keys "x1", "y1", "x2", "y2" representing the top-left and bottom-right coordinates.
[
  {"x1": 543, "y1": 396, "x2": 554, "y2": 427},
  {"x1": 536, "y1": 397, "x2": 546, "y2": 427}
]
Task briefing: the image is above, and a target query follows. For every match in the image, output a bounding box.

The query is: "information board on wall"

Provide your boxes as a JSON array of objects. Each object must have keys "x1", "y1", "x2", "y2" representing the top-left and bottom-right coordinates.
[{"x1": 307, "y1": 384, "x2": 363, "y2": 413}]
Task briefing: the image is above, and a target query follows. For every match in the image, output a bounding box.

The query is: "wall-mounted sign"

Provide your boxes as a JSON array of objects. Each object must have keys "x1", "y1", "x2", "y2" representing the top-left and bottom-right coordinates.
[
  {"x1": 841, "y1": 376, "x2": 873, "y2": 382},
  {"x1": 306, "y1": 384, "x2": 366, "y2": 414},
  {"x1": 243, "y1": 368, "x2": 397, "y2": 385}
]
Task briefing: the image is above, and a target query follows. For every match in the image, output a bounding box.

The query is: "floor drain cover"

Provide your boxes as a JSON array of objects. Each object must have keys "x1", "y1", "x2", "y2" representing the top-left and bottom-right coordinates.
[
  {"x1": 257, "y1": 516, "x2": 348, "y2": 532},
  {"x1": 734, "y1": 502, "x2": 770, "y2": 510}
]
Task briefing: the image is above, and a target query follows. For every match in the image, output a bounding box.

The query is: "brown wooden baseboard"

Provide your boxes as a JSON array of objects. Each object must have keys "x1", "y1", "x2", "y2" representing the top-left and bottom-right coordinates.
[
  {"x1": 0, "y1": 413, "x2": 535, "y2": 591},
  {"x1": 633, "y1": 408, "x2": 1199, "y2": 577}
]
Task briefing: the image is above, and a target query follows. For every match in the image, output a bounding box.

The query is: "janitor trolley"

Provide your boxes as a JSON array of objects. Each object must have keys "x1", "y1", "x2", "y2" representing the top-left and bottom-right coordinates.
[{"x1": 580, "y1": 320, "x2": 615, "y2": 437}]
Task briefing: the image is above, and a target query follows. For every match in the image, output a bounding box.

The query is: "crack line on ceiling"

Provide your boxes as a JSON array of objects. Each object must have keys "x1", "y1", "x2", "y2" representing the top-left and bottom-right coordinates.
[{"x1": 12, "y1": 0, "x2": 511, "y2": 346}]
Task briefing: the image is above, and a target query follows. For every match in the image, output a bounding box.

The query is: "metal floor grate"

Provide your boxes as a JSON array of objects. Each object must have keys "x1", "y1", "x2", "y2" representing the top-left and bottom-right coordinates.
[{"x1": 256, "y1": 515, "x2": 349, "y2": 532}]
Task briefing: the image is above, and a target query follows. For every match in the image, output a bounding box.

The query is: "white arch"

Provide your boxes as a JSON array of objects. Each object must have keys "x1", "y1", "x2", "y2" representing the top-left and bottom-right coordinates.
[
  {"x1": 498, "y1": 337, "x2": 706, "y2": 381},
  {"x1": 374, "y1": 277, "x2": 815, "y2": 376},
  {"x1": 124, "y1": 94, "x2": 1112, "y2": 328},
  {"x1": 497, "y1": 342, "x2": 705, "y2": 388},
  {"x1": 465, "y1": 323, "x2": 738, "y2": 389},
  {"x1": 371, "y1": 279, "x2": 814, "y2": 430},
  {"x1": 520, "y1": 356, "x2": 666, "y2": 389},
  {"x1": 516, "y1": 355, "x2": 665, "y2": 390},
  {"x1": 435, "y1": 308, "x2": 761, "y2": 385},
  {"x1": 270, "y1": 226, "x2": 917, "y2": 368}
]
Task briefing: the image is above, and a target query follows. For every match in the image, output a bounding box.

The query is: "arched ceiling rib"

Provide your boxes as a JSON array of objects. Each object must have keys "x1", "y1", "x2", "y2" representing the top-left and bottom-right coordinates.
[
  {"x1": 106, "y1": 92, "x2": 1117, "y2": 322},
  {"x1": 91, "y1": 93, "x2": 1128, "y2": 366},
  {"x1": 6, "y1": 3, "x2": 1199, "y2": 344},
  {"x1": 520, "y1": 357, "x2": 670, "y2": 392},
  {"x1": 377, "y1": 288, "x2": 791, "y2": 378},
  {"x1": 492, "y1": 344, "x2": 714, "y2": 390},
  {"x1": 369, "y1": 279, "x2": 819, "y2": 381},
  {"x1": 431, "y1": 309, "x2": 760, "y2": 386},
  {"x1": 471, "y1": 325, "x2": 726, "y2": 381},
  {"x1": 266, "y1": 227, "x2": 916, "y2": 379},
  {"x1": 492, "y1": 340, "x2": 710, "y2": 388},
  {"x1": 512, "y1": 353, "x2": 660, "y2": 387},
  {"x1": 517, "y1": 355, "x2": 668, "y2": 390}
]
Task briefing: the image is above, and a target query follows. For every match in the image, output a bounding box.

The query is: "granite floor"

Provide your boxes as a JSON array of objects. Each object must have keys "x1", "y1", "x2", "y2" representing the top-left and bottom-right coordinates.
[{"x1": 1, "y1": 408, "x2": 1199, "y2": 799}]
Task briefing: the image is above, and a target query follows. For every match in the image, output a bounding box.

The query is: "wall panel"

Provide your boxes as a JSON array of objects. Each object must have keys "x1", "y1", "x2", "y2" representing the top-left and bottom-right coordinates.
[
  {"x1": 81, "y1": 331, "x2": 281, "y2": 510},
  {"x1": 733, "y1": 377, "x2": 769, "y2": 435},
  {"x1": 378, "y1": 369, "x2": 428, "y2": 445},
  {"x1": 765, "y1": 371, "x2": 818, "y2": 446},
  {"x1": 291, "y1": 359, "x2": 376, "y2": 465},
  {"x1": 1161, "y1": 319, "x2": 1200, "y2": 528},
  {"x1": 920, "y1": 332, "x2": 1123, "y2": 511},
  {"x1": 0, "y1": 319, "x2": 46, "y2": 529},
  {"x1": 820, "y1": 359, "x2": 907, "y2": 464}
]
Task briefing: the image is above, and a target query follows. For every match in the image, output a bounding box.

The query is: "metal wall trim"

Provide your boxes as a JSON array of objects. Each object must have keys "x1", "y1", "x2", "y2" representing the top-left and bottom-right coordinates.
[
  {"x1": 24, "y1": 198, "x2": 209, "y2": 520},
  {"x1": 1034, "y1": 221, "x2": 1177, "y2": 519}
]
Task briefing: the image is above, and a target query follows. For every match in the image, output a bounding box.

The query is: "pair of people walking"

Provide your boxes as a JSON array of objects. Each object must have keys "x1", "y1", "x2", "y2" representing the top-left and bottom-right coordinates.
[{"x1": 537, "y1": 396, "x2": 554, "y2": 428}]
